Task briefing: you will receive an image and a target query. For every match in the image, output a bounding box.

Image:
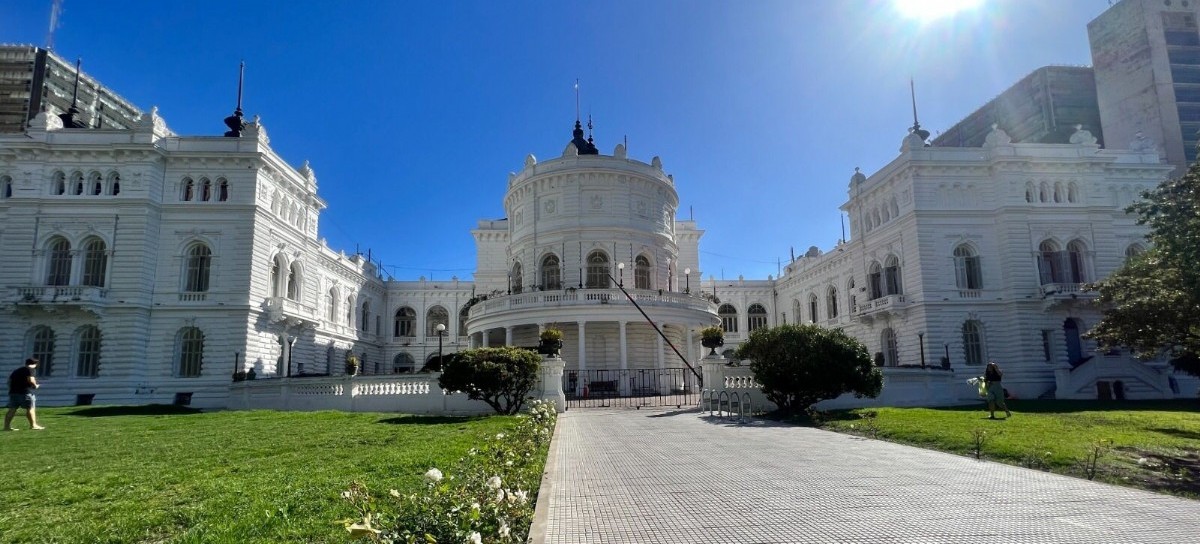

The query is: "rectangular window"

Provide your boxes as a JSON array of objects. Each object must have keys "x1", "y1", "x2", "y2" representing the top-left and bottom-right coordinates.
[{"x1": 1041, "y1": 330, "x2": 1052, "y2": 362}]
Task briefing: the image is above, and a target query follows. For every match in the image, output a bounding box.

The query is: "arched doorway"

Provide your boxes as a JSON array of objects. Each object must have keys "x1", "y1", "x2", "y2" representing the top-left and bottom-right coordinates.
[{"x1": 1064, "y1": 318, "x2": 1083, "y2": 366}]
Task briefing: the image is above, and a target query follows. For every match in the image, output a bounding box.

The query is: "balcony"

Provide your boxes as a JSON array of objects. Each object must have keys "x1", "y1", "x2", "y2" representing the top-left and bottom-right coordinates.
[
  {"x1": 467, "y1": 288, "x2": 717, "y2": 325},
  {"x1": 9, "y1": 285, "x2": 109, "y2": 314},
  {"x1": 265, "y1": 296, "x2": 320, "y2": 327},
  {"x1": 853, "y1": 294, "x2": 908, "y2": 320},
  {"x1": 1038, "y1": 283, "x2": 1096, "y2": 308}
]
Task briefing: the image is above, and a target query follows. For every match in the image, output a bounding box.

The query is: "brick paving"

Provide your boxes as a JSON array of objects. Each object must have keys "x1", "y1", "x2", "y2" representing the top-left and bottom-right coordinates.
[{"x1": 534, "y1": 408, "x2": 1200, "y2": 543}]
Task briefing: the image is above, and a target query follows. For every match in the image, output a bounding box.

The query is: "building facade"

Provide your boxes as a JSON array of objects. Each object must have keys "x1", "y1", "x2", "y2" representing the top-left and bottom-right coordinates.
[{"x1": 0, "y1": 46, "x2": 142, "y2": 134}]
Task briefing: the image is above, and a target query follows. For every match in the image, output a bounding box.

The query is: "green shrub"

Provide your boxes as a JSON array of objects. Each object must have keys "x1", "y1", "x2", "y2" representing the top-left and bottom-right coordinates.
[
  {"x1": 735, "y1": 324, "x2": 882, "y2": 415},
  {"x1": 439, "y1": 347, "x2": 541, "y2": 415}
]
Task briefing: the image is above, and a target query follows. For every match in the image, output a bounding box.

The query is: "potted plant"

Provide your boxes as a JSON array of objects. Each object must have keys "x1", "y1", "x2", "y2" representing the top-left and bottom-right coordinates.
[
  {"x1": 538, "y1": 327, "x2": 564, "y2": 356},
  {"x1": 700, "y1": 326, "x2": 725, "y2": 355},
  {"x1": 344, "y1": 353, "x2": 360, "y2": 376}
]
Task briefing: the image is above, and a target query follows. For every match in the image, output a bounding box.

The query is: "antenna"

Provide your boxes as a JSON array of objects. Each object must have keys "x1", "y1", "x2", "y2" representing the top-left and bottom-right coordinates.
[
  {"x1": 235, "y1": 60, "x2": 245, "y2": 115},
  {"x1": 574, "y1": 79, "x2": 580, "y2": 121},
  {"x1": 45, "y1": 0, "x2": 63, "y2": 52},
  {"x1": 909, "y1": 78, "x2": 930, "y2": 141}
]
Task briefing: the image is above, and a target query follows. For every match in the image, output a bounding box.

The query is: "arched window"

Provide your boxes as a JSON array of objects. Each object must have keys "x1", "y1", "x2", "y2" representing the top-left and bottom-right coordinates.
[
  {"x1": 1039, "y1": 181, "x2": 1049, "y2": 202},
  {"x1": 634, "y1": 255, "x2": 651, "y2": 289},
  {"x1": 1038, "y1": 240, "x2": 1063, "y2": 285},
  {"x1": 325, "y1": 344, "x2": 336, "y2": 373},
  {"x1": 200, "y1": 178, "x2": 212, "y2": 201},
  {"x1": 459, "y1": 305, "x2": 470, "y2": 337},
  {"x1": 71, "y1": 171, "x2": 84, "y2": 195},
  {"x1": 217, "y1": 178, "x2": 229, "y2": 201},
  {"x1": 1067, "y1": 182, "x2": 1078, "y2": 203},
  {"x1": 107, "y1": 172, "x2": 120, "y2": 195},
  {"x1": 962, "y1": 320, "x2": 984, "y2": 366},
  {"x1": 748, "y1": 303, "x2": 768, "y2": 331},
  {"x1": 394, "y1": 307, "x2": 416, "y2": 337},
  {"x1": 1053, "y1": 182, "x2": 1063, "y2": 203},
  {"x1": 89, "y1": 171, "x2": 103, "y2": 195},
  {"x1": 53, "y1": 171, "x2": 66, "y2": 195},
  {"x1": 848, "y1": 278, "x2": 858, "y2": 313},
  {"x1": 953, "y1": 244, "x2": 982, "y2": 290},
  {"x1": 1025, "y1": 182, "x2": 1035, "y2": 203},
  {"x1": 182, "y1": 177, "x2": 194, "y2": 201},
  {"x1": 176, "y1": 327, "x2": 204, "y2": 377},
  {"x1": 541, "y1": 254, "x2": 561, "y2": 290},
  {"x1": 884, "y1": 255, "x2": 902, "y2": 295},
  {"x1": 286, "y1": 263, "x2": 300, "y2": 299},
  {"x1": 1067, "y1": 240, "x2": 1088, "y2": 283},
  {"x1": 510, "y1": 262, "x2": 523, "y2": 294},
  {"x1": 718, "y1": 304, "x2": 739, "y2": 333},
  {"x1": 81, "y1": 238, "x2": 108, "y2": 287},
  {"x1": 183, "y1": 244, "x2": 212, "y2": 292},
  {"x1": 360, "y1": 300, "x2": 371, "y2": 332},
  {"x1": 1, "y1": 175, "x2": 12, "y2": 199},
  {"x1": 826, "y1": 286, "x2": 839, "y2": 318},
  {"x1": 809, "y1": 294, "x2": 819, "y2": 323},
  {"x1": 325, "y1": 290, "x2": 336, "y2": 322},
  {"x1": 45, "y1": 237, "x2": 72, "y2": 286},
  {"x1": 393, "y1": 352, "x2": 416, "y2": 373},
  {"x1": 29, "y1": 326, "x2": 56, "y2": 378},
  {"x1": 881, "y1": 328, "x2": 898, "y2": 367},
  {"x1": 344, "y1": 296, "x2": 354, "y2": 327},
  {"x1": 427, "y1": 306, "x2": 449, "y2": 336},
  {"x1": 792, "y1": 299, "x2": 802, "y2": 325},
  {"x1": 75, "y1": 325, "x2": 101, "y2": 378},
  {"x1": 868, "y1": 262, "x2": 883, "y2": 299},
  {"x1": 586, "y1": 251, "x2": 610, "y2": 288}
]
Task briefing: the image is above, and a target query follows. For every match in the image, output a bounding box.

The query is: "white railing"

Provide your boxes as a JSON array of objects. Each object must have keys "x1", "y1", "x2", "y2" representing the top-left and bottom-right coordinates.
[
  {"x1": 179, "y1": 292, "x2": 207, "y2": 302},
  {"x1": 11, "y1": 285, "x2": 109, "y2": 304},
  {"x1": 958, "y1": 289, "x2": 981, "y2": 298},
  {"x1": 854, "y1": 294, "x2": 907, "y2": 316},
  {"x1": 468, "y1": 288, "x2": 715, "y2": 319},
  {"x1": 265, "y1": 296, "x2": 319, "y2": 323},
  {"x1": 1039, "y1": 283, "x2": 1093, "y2": 298}
]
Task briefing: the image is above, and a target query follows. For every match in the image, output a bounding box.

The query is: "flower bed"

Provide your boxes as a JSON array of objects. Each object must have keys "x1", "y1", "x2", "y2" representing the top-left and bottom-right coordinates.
[{"x1": 343, "y1": 400, "x2": 557, "y2": 542}]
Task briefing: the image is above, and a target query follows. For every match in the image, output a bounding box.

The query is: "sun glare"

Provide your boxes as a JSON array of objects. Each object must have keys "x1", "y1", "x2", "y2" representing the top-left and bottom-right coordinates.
[{"x1": 894, "y1": 0, "x2": 983, "y2": 21}]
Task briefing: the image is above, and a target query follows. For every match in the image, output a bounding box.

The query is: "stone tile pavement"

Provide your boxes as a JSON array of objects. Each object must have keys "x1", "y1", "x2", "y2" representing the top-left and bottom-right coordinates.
[{"x1": 530, "y1": 408, "x2": 1200, "y2": 543}]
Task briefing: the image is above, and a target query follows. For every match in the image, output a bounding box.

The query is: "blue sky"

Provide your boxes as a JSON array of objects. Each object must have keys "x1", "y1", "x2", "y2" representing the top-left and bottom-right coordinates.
[{"x1": 2, "y1": 0, "x2": 1110, "y2": 281}]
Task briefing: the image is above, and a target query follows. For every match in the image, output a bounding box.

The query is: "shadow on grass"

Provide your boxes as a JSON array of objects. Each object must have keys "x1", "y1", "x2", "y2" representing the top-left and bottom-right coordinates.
[
  {"x1": 377, "y1": 415, "x2": 490, "y2": 425},
  {"x1": 1148, "y1": 427, "x2": 1200, "y2": 441},
  {"x1": 925, "y1": 399, "x2": 1200, "y2": 414},
  {"x1": 62, "y1": 404, "x2": 202, "y2": 417}
]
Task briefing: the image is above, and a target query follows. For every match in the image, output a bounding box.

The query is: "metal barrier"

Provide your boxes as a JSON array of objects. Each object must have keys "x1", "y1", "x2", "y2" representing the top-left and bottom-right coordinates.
[{"x1": 564, "y1": 367, "x2": 699, "y2": 410}]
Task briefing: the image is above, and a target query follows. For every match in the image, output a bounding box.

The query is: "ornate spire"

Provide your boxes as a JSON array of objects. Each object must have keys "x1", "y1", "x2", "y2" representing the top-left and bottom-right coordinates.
[
  {"x1": 909, "y1": 78, "x2": 930, "y2": 142},
  {"x1": 58, "y1": 58, "x2": 88, "y2": 128},
  {"x1": 569, "y1": 119, "x2": 598, "y2": 155},
  {"x1": 223, "y1": 61, "x2": 246, "y2": 137}
]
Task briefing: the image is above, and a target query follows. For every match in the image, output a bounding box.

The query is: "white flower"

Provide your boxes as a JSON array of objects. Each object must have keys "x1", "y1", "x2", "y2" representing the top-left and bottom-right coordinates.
[
  {"x1": 424, "y1": 468, "x2": 444, "y2": 483},
  {"x1": 389, "y1": 488, "x2": 401, "y2": 498},
  {"x1": 506, "y1": 489, "x2": 517, "y2": 503},
  {"x1": 467, "y1": 531, "x2": 482, "y2": 544},
  {"x1": 496, "y1": 488, "x2": 505, "y2": 502},
  {"x1": 514, "y1": 489, "x2": 528, "y2": 504},
  {"x1": 471, "y1": 501, "x2": 480, "y2": 511},
  {"x1": 499, "y1": 522, "x2": 511, "y2": 539},
  {"x1": 486, "y1": 476, "x2": 502, "y2": 489},
  {"x1": 341, "y1": 490, "x2": 352, "y2": 499},
  {"x1": 496, "y1": 433, "x2": 506, "y2": 440}
]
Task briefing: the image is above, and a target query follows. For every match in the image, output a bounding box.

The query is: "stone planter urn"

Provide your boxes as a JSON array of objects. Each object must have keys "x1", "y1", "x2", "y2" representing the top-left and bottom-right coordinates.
[{"x1": 700, "y1": 326, "x2": 725, "y2": 356}]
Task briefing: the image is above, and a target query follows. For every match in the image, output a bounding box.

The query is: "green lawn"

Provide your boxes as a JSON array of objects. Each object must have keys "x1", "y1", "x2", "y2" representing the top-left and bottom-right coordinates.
[
  {"x1": 818, "y1": 400, "x2": 1200, "y2": 497},
  {"x1": 0, "y1": 406, "x2": 517, "y2": 544}
]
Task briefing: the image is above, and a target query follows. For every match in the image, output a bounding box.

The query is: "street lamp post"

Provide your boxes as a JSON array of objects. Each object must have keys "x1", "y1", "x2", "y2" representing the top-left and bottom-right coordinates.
[
  {"x1": 435, "y1": 323, "x2": 446, "y2": 370},
  {"x1": 286, "y1": 335, "x2": 296, "y2": 378},
  {"x1": 684, "y1": 268, "x2": 691, "y2": 293},
  {"x1": 917, "y1": 331, "x2": 926, "y2": 368},
  {"x1": 617, "y1": 262, "x2": 625, "y2": 287}
]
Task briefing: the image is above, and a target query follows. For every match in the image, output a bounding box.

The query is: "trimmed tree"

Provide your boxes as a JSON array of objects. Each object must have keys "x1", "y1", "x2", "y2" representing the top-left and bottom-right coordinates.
[
  {"x1": 1086, "y1": 161, "x2": 1200, "y2": 375},
  {"x1": 437, "y1": 346, "x2": 541, "y2": 414},
  {"x1": 734, "y1": 324, "x2": 882, "y2": 416}
]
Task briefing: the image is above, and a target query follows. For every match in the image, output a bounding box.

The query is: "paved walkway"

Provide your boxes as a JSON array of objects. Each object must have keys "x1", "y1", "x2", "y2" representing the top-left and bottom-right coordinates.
[{"x1": 533, "y1": 408, "x2": 1200, "y2": 543}]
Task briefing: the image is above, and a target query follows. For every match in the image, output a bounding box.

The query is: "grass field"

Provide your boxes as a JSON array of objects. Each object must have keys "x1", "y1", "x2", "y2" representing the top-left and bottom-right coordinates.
[
  {"x1": 817, "y1": 400, "x2": 1200, "y2": 497},
  {"x1": 0, "y1": 406, "x2": 518, "y2": 544}
]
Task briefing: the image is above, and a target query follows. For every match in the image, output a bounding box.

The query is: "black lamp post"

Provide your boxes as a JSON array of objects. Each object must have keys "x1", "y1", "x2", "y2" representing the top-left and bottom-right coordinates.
[
  {"x1": 944, "y1": 342, "x2": 950, "y2": 367},
  {"x1": 617, "y1": 262, "x2": 625, "y2": 287},
  {"x1": 286, "y1": 335, "x2": 296, "y2": 378},
  {"x1": 684, "y1": 267, "x2": 691, "y2": 293},
  {"x1": 917, "y1": 331, "x2": 926, "y2": 368},
  {"x1": 435, "y1": 323, "x2": 446, "y2": 369}
]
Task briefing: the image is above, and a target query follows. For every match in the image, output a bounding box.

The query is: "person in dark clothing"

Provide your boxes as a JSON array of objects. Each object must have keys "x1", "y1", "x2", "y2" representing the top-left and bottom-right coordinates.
[
  {"x1": 4, "y1": 358, "x2": 44, "y2": 431},
  {"x1": 984, "y1": 361, "x2": 1011, "y2": 419}
]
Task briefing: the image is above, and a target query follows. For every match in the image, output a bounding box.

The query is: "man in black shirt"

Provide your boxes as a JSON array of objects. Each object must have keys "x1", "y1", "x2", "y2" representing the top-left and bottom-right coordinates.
[{"x1": 4, "y1": 358, "x2": 44, "y2": 431}]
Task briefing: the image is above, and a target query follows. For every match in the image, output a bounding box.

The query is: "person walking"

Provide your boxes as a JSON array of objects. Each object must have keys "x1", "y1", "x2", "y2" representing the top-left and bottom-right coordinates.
[
  {"x1": 4, "y1": 358, "x2": 44, "y2": 431},
  {"x1": 984, "y1": 361, "x2": 1011, "y2": 419}
]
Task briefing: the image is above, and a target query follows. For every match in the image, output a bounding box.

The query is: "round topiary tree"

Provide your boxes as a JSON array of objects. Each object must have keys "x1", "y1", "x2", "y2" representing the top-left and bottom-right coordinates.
[
  {"x1": 437, "y1": 346, "x2": 542, "y2": 414},
  {"x1": 734, "y1": 323, "x2": 882, "y2": 416}
]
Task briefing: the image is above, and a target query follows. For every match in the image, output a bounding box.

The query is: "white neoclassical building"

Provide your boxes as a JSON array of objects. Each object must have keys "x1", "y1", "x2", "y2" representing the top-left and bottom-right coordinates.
[{"x1": 2, "y1": 71, "x2": 1198, "y2": 409}]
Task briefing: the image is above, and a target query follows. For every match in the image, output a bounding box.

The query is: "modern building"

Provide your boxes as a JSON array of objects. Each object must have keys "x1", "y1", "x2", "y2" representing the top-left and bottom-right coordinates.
[
  {"x1": 933, "y1": 66, "x2": 1104, "y2": 148},
  {"x1": 1089, "y1": 0, "x2": 1200, "y2": 176}
]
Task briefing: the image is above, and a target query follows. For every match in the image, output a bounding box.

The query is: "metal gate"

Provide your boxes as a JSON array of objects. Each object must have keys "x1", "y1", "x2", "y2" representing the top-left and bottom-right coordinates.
[{"x1": 563, "y1": 368, "x2": 700, "y2": 409}]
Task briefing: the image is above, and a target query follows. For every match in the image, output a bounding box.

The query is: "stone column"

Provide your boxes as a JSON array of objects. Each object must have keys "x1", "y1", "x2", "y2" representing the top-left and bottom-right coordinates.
[
  {"x1": 701, "y1": 350, "x2": 728, "y2": 411},
  {"x1": 539, "y1": 354, "x2": 567, "y2": 413},
  {"x1": 619, "y1": 320, "x2": 628, "y2": 370},
  {"x1": 482, "y1": 329, "x2": 490, "y2": 347},
  {"x1": 505, "y1": 327, "x2": 513, "y2": 346},
  {"x1": 577, "y1": 321, "x2": 587, "y2": 371},
  {"x1": 656, "y1": 329, "x2": 665, "y2": 370},
  {"x1": 686, "y1": 327, "x2": 695, "y2": 364}
]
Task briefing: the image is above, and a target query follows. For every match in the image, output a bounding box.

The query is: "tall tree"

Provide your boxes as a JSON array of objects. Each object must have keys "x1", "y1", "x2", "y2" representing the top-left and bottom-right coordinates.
[{"x1": 1086, "y1": 162, "x2": 1200, "y2": 374}]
